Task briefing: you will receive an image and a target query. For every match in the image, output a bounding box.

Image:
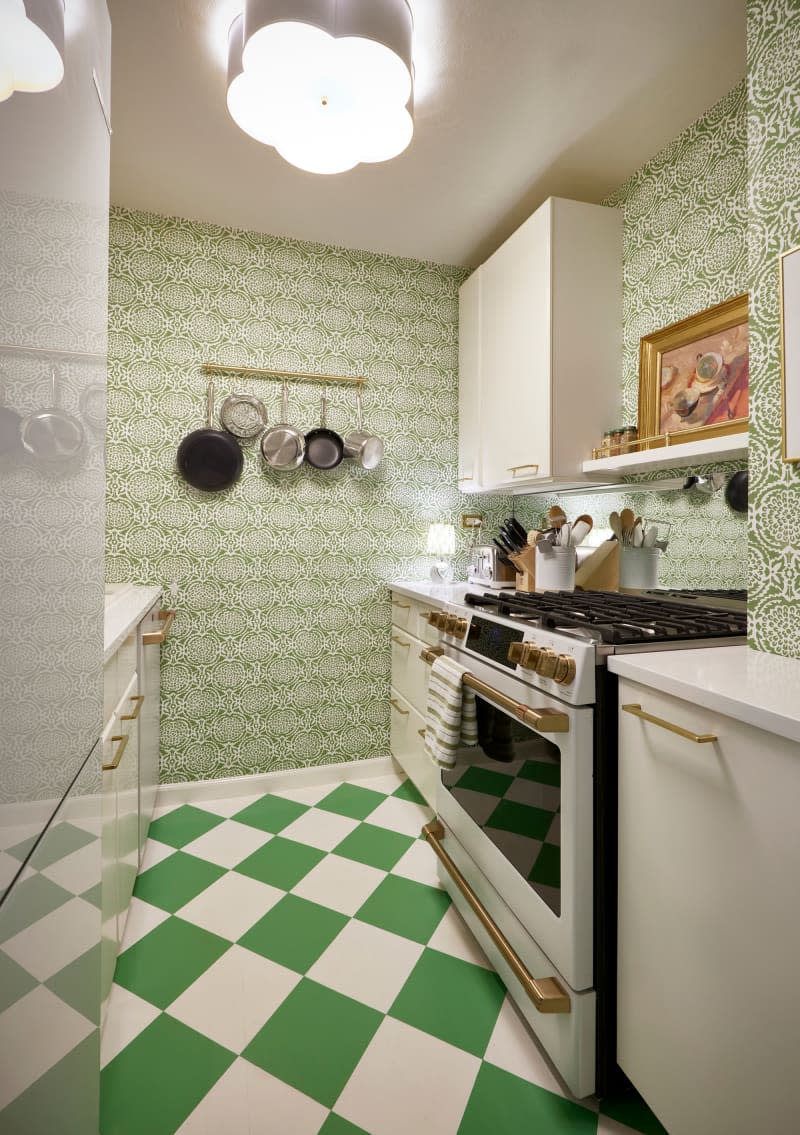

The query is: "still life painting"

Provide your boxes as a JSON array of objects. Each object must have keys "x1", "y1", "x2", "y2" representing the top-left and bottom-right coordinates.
[{"x1": 638, "y1": 294, "x2": 749, "y2": 446}]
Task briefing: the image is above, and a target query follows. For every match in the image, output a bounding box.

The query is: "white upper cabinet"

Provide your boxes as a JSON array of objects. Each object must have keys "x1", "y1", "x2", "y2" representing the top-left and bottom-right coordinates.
[{"x1": 459, "y1": 197, "x2": 622, "y2": 493}]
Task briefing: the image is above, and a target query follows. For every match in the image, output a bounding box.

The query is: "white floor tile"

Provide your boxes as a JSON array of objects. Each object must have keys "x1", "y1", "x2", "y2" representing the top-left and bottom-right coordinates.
[
  {"x1": 335, "y1": 1017, "x2": 480, "y2": 1135},
  {"x1": 291, "y1": 854, "x2": 385, "y2": 916},
  {"x1": 356, "y1": 772, "x2": 405, "y2": 795},
  {"x1": 308, "y1": 920, "x2": 423, "y2": 1012},
  {"x1": 427, "y1": 906, "x2": 492, "y2": 969},
  {"x1": 0, "y1": 851, "x2": 21, "y2": 892},
  {"x1": 192, "y1": 795, "x2": 263, "y2": 819},
  {"x1": 167, "y1": 946, "x2": 301, "y2": 1054},
  {"x1": 279, "y1": 808, "x2": 359, "y2": 852},
  {"x1": 41, "y1": 840, "x2": 100, "y2": 895},
  {"x1": 182, "y1": 820, "x2": 272, "y2": 869},
  {"x1": 365, "y1": 795, "x2": 432, "y2": 838},
  {"x1": 177, "y1": 1057, "x2": 327, "y2": 1135},
  {"x1": 0, "y1": 986, "x2": 94, "y2": 1110},
  {"x1": 139, "y1": 838, "x2": 175, "y2": 873},
  {"x1": 596, "y1": 1117, "x2": 644, "y2": 1134},
  {"x1": 119, "y1": 896, "x2": 170, "y2": 951},
  {"x1": 100, "y1": 984, "x2": 160, "y2": 1068},
  {"x1": 2, "y1": 896, "x2": 98, "y2": 982},
  {"x1": 271, "y1": 783, "x2": 336, "y2": 806},
  {"x1": 391, "y1": 839, "x2": 442, "y2": 888},
  {"x1": 177, "y1": 872, "x2": 283, "y2": 941}
]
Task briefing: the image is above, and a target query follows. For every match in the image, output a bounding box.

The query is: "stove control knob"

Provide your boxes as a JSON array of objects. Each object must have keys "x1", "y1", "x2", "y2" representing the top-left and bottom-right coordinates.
[
  {"x1": 520, "y1": 644, "x2": 541, "y2": 671},
  {"x1": 536, "y1": 648, "x2": 558, "y2": 679},
  {"x1": 455, "y1": 617, "x2": 468, "y2": 636},
  {"x1": 554, "y1": 654, "x2": 577, "y2": 686},
  {"x1": 429, "y1": 612, "x2": 447, "y2": 630},
  {"x1": 507, "y1": 642, "x2": 524, "y2": 664}
]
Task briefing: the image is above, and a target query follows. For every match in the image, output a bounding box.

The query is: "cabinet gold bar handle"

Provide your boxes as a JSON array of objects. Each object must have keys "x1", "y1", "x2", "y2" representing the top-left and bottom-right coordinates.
[
  {"x1": 121, "y1": 694, "x2": 144, "y2": 721},
  {"x1": 507, "y1": 463, "x2": 539, "y2": 475},
  {"x1": 102, "y1": 734, "x2": 129, "y2": 771},
  {"x1": 423, "y1": 821, "x2": 570, "y2": 1014},
  {"x1": 622, "y1": 703, "x2": 717, "y2": 744},
  {"x1": 390, "y1": 699, "x2": 409, "y2": 716},
  {"x1": 391, "y1": 636, "x2": 411, "y2": 648},
  {"x1": 457, "y1": 475, "x2": 473, "y2": 482},
  {"x1": 142, "y1": 609, "x2": 176, "y2": 646},
  {"x1": 392, "y1": 601, "x2": 411, "y2": 609},
  {"x1": 418, "y1": 728, "x2": 426, "y2": 738}
]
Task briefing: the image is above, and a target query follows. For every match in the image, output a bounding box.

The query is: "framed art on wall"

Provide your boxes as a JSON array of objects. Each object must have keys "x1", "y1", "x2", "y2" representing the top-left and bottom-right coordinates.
[
  {"x1": 780, "y1": 245, "x2": 800, "y2": 462},
  {"x1": 638, "y1": 294, "x2": 749, "y2": 448}
]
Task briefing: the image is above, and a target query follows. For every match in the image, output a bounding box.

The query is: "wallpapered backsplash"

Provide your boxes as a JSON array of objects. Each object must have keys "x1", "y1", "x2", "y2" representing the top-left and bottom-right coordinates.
[
  {"x1": 747, "y1": 0, "x2": 800, "y2": 658},
  {"x1": 106, "y1": 209, "x2": 511, "y2": 782}
]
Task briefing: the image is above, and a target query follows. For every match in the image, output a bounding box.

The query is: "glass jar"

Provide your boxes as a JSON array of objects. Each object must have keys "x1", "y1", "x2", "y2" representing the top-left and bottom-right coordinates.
[
  {"x1": 621, "y1": 426, "x2": 638, "y2": 454},
  {"x1": 609, "y1": 429, "x2": 623, "y2": 456}
]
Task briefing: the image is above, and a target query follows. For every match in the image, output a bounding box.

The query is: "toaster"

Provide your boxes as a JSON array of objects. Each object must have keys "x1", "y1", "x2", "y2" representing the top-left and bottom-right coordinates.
[{"x1": 467, "y1": 545, "x2": 518, "y2": 589}]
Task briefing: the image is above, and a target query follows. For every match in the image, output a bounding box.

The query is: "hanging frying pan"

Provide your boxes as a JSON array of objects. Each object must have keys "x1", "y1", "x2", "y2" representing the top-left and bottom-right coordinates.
[
  {"x1": 177, "y1": 381, "x2": 243, "y2": 492},
  {"x1": 20, "y1": 365, "x2": 85, "y2": 462},
  {"x1": 261, "y1": 381, "x2": 305, "y2": 470},
  {"x1": 725, "y1": 470, "x2": 748, "y2": 514},
  {"x1": 304, "y1": 389, "x2": 344, "y2": 470}
]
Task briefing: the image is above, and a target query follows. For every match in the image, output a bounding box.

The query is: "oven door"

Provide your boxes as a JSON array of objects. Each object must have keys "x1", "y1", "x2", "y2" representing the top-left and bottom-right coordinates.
[{"x1": 435, "y1": 673, "x2": 594, "y2": 992}]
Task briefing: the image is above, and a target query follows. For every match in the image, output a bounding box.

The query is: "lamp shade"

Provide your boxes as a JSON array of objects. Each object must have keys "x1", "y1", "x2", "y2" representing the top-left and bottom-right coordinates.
[
  {"x1": 426, "y1": 523, "x2": 456, "y2": 557},
  {"x1": 0, "y1": 0, "x2": 64, "y2": 102}
]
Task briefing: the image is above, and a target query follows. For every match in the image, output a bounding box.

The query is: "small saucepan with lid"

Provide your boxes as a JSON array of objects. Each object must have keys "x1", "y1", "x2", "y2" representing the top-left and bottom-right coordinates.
[
  {"x1": 261, "y1": 381, "x2": 305, "y2": 470},
  {"x1": 343, "y1": 389, "x2": 384, "y2": 470},
  {"x1": 304, "y1": 389, "x2": 344, "y2": 470}
]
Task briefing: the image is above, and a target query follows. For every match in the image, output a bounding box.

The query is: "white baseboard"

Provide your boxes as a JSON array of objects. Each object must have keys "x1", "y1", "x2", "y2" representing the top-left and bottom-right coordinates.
[{"x1": 154, "y1": 754, "x2": 400, "y2": 809}]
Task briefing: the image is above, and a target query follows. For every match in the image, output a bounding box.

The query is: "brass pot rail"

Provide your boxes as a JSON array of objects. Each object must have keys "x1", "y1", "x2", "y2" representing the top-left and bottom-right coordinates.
[
  {"x1": 202, "y1": 363, "x2": 365, "y2": 387},
  {"x1": 142, "y1": 610, "x2": 176, "y2": 646},
  {"x1": 423, "y1": 820, "x2": 571, "y2": 1014},
  {"x1": 622, "y1": 703, "x2": 717, "y2": 744},
  {"x1": 419, "y1": 647, "x2": 569, "y2": 734}
]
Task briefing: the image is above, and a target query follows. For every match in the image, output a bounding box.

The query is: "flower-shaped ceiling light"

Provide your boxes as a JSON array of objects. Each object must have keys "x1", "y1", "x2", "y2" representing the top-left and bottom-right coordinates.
[
  {"x1": 0, "y1": 0, "x2": 64, "y2": 102},
  {"x1": 227, "y1": 0, "x2": 414, "y2": 176}
]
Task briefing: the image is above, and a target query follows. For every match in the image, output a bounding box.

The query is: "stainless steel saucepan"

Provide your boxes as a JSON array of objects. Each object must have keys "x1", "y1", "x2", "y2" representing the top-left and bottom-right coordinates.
[
  {"x1": 261, "y1": 381, "x2": 305, "y2": 470},
  {"x1": 20, "y1": 366, "x2": 85, "y2": 462},
  {"x1": 343, "y1": 390, "x2": 383, "y2": 470}
]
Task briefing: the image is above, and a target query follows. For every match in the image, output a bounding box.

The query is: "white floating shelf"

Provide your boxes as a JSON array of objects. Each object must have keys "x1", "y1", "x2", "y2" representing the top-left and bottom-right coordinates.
[{"x1": 581, "y1": 432, "x2": 749, "y2": 477}]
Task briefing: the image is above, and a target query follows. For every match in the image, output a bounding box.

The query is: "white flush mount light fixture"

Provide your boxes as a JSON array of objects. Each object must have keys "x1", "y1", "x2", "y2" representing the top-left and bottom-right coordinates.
[
  {"x1": 226, "y1": 0, "x2": 414, "y2": 175},
  {"x1": 0, "y1": 0, "x2": 64, "y2": 102}
]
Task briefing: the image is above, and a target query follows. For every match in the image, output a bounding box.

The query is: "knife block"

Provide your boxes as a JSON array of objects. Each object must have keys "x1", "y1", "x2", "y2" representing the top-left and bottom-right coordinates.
[
  {"x1": 574, "y1": 540, "x2": 620, "y2": 591},
  {"x1": 509, "y1": 545, "x2": 536, "y2": 593}
]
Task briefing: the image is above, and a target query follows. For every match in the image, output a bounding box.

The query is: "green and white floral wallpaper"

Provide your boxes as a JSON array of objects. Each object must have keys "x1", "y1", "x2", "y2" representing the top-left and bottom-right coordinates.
[
  {"x1": 747, "y1": 0, "x2": 800, "y2": 657},
  {"x1": 106, "y1": 209, "x2": 510, "y2": 782}
]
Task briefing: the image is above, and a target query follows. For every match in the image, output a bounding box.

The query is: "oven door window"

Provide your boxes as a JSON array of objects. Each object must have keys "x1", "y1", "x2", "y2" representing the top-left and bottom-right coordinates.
[{"x1": 440, "y1": 694, "x2": 562, "y2": 916}]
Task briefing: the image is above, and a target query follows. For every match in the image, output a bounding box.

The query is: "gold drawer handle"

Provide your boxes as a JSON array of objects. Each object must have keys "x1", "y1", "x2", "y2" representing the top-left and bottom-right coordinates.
[
  {"x1": 390, "y1": 698, "x2": 409, "y2": 716},
  {"x1": 102, "y1": 733, "x2": 129, "y2": 771},
  {"x1": 121, "y1": 694, "x2": 144, "y2": 721},
  {"x1": 418, "y1": 728, "x2": 426, "y2": 738},
  {"x1": 392, "y1": 601, "x2": 411, "y2": 609},
  {"x1": 622, "y1": 703, "x2": 717, "y2": 744},
  {"x1": 507, "y1": 464, "x2": 539, "y2": 476},
  {"x1": 142, "y1": 609, "x2": 176, "y2": 645},
  {"x1": 457, "y1": 475, "x2": 473, "y2": 482},
  {"x1": 392, "y1": 636, "x2": 411, "y2": 648},
  {"x1": 423, "y1": 821, "x2": 570, "y2": 1014}
]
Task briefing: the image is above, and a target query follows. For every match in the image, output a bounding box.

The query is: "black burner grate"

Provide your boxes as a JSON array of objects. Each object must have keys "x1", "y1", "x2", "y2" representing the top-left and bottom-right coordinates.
[{"x1": 464, "y1": 589, "x2": 747, "y2": 645}]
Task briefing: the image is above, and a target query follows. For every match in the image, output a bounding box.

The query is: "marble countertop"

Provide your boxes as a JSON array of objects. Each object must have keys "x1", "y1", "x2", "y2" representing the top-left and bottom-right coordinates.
[
  {"x1": 388, "y1": 581, "x2": 483, "y2": 606},
  {"x1": 609, "y1": 645, "x2": 800, "y2": 744},
  {"x1": 104, "y1": 584, "x2": 162, "y2": 663}
]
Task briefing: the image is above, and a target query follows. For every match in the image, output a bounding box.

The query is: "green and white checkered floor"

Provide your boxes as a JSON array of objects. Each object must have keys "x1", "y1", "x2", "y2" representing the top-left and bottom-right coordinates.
[{"x1": 100, "y1": 768, "x2": 667, "y2": 1135}]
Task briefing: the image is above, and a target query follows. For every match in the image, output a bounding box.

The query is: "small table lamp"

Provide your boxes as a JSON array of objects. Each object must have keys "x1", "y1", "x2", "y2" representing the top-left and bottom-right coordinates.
[{"x1": 427, "y1": 522, "x2": 456, "y2": 582}]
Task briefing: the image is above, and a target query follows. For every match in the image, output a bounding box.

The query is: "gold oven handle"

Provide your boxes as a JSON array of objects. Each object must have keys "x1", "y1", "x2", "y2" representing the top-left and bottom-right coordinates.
[
  {"x1": 423, "y1": 820, "x2": 570, "y2": 1014},
  {"x1": 419, "y1": 648, "x2": 569, "y2": 733},
  {"x1": 142, "y1": 609, "x2": 176, "y2": 646},
  {"x1": 622, "y1": 703, "x2": 717, "y2": 744},
  {"x1": 102, "y1": 734, "x2": 129, "y2": 772},
  {"x1": 121, "y1": 694, "x2": 145, "y2": 721}
]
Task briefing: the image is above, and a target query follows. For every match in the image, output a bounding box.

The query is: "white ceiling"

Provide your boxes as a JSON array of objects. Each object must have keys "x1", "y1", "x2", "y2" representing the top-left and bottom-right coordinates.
[{"x1": 107, "y1": 0, "x2": 746, "y2": 267}]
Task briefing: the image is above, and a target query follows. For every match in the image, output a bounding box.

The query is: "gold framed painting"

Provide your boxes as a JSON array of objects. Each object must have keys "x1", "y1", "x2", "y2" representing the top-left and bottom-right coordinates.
[
  {"x1": 638, "y1": 293, "x2": 749, "y2": 448},
  {"x1": 780, "y1": 244, "x2": 800, "y2": 462}
]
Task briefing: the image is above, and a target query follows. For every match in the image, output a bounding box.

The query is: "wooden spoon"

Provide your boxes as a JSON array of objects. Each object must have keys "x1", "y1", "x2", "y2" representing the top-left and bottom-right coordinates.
[
  {"x1": 609, "y1": 510, "x2": 623, "y2": 541},
  {"x1": 620, "y1": 507, "x2": 635, "y2": 544}
]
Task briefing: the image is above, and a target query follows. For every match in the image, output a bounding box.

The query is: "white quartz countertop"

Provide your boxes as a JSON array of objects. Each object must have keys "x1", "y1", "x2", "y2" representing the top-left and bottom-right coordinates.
[
  {"x1": 104, "y1": 585, "x2": 162, "y2": 663},
  {"x1": 388, "y1": 581, "x2": 483, "y2": 606},
  {"x1": 608, "y1": 645, "x2": 800, "y2": 744}
]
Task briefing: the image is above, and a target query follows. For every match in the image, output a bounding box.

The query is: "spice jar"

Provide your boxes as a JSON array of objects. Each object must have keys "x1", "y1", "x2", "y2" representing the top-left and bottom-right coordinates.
[
  {"x1": 600, "y1": 431, "x2": 613, "y2": 458},
  {"x1": 609, "y1": 429, "x2": 623, "y2": 456},
  {"x1": 621, "y1": 426, "x2": 638, "y2": 454}
]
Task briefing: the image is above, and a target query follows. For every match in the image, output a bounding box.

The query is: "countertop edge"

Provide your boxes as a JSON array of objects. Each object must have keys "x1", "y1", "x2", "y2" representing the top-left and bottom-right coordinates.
[
  {"x1": 388, "y1": 581, "x2": 484, "y2": 605},
  {"x1": 104, "y1": 586, "x2": 162, "y2": 664}
]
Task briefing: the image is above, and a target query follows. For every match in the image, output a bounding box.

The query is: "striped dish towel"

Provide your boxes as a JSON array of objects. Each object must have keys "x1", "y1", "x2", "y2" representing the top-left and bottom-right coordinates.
[{"x1": 424, "y1": 655, "x2": 478, "y2": 768}]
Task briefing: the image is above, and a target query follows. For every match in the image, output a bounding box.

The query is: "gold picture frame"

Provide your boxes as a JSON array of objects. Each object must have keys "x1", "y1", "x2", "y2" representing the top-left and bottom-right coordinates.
[
  {"x1": 638, "y1": 293, "x2": 749, "y2": 449},
  {"x1": 779, "y1": 244, "x2": 800, "y2": 463}
]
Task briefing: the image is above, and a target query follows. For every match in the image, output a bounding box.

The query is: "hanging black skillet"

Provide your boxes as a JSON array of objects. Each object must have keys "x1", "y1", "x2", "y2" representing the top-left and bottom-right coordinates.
[
  {"x1": 725, "y1": 469, "x2": 748, "y2": 513},
  {"x1": 177, "y1": 380, "x2": 243, "y2": 492},
  {"x1": 304, "y1": 389, "x2": 344, "y2": 470}
]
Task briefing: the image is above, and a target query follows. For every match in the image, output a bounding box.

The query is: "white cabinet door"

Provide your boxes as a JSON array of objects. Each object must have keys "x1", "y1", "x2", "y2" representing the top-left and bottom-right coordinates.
[
  {"x1": 478, "y1": 203, "x2": 552, "y2": 489},
  {"x1": 138, "y1": 601, "x2": 162, "y2": 854},
  {"x1": 115, "y1": 673, "x2": 140, "y2": 945},
  {"x1": 458, "y1": 268, "x2": 483, "y2": 491},
  {"x1": 617, "y1": 680, "x2": 800, "y2": 1135}
]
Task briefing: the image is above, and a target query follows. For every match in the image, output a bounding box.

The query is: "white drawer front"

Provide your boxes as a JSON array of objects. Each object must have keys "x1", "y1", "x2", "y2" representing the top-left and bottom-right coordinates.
[
  {"x1": 391, "y1": 629, "x2": 430, "y2": 715},
  {"x1": 389, "y1": 688, "x2": 437, "y2": 809},
  {"x1": 390, "y1": 593, "x2": 442, "y2": 645}
]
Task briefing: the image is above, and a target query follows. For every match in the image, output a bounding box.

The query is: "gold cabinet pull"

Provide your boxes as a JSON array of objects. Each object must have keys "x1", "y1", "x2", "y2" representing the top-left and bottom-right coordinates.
[
  {"x1": 622, "y1": 703, "x2": 717, "y2": 744},
  {"x1": 417, "y1": 728, "x2": 426, "y2": 738},
  {"x1": 391, "y1": 635, "x2": 411, "y2": 648},
  {"x1": 390, "y1": 698, "x2": 409, "y2": 716},
  {"x1": 142, "y1": 609, "x2": 176, "y2": 646},
  {"x1": 392, "y1": 601, "x2": 411, "y2": 609},
  {"x1": 423, "y1": 820, "x2": 570, "y2": 1014},
  {"x1": 457, "y1": 475, "x2": 473, "y2": 482},
  {"x1": 121, "y1": 694, "x2": 144, "y2": 721},
  {"x1": 507, "y1": 464, "x2": 539, "y2": 476},
  {"x1": 102, "y1": 733, "x2": 129, "y2": 771}
]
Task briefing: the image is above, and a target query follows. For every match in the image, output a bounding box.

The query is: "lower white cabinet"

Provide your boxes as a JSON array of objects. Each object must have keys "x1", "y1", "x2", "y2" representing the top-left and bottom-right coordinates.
[
  {"x1": 389, "y1": 689, "x2": 436, "y2": 807},
  {"x1": 616, "y1": 679, "x2": 800, "y2": 1135},
  {"x1": 388, "y1": 591, "x2": 440, "y2": 806}
]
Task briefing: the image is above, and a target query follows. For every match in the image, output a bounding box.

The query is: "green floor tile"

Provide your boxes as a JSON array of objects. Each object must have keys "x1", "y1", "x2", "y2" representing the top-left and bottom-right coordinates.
[
  {"x1": 233, "y1": 794, "x2": 309, "y2": 834},
  {"x1": 243, "y1": 979, "x2": 382, "y2": 1107},
  {"x1": 6, "y1": 821, "x2": 95, "y2": 867},
  {"x1": 390, "y1": 948, "x2": 505, "y2": 1057},
  {"x1": 146, "y1": 805, "x2": 224, "y2": 849},
  {"x1": 1, "y1": 1031, "x2": 99, "y2": 1135},
  {"x1": 485, "y1": 798, "x2": 554, "y2": 840},
  {"x1": 600, "y1": 1088, "x2": 669, "y2": 1135},
  {"x1": 0, "y1": 950, "x2": 37, "y2": 1013},
  {"x1": 316, "y1": 783, "x2": 386, "y2": 821},
  {"x1": 519, "y1": 759, "x2": 561, "y2": 787},
  {"x1": 235, "y1": 836, "x2": 324, "y2": 891},
  {"x1": 459, "y1": 1062, "x2": 597, "y2": 1134},
  {"x1": 80, "y1": 881, "x2": 103, "y2": 909},
  {"x1": 133, "y1": 851, "x2": 225, "y2": 913},
  {"x1": 101, "y1": 1014, "x2": 234, "y2": 1135},
  {"x1": 319, "y1": 1114, "x2": 370, "y2": 1134},
  {"x1": 529, "y1": 842, "x2": 560, "y2": 889},
  {"x1": 0, "y1": 873, "x2": 72, "y2": 943},
  {"x1": 392, "y1": 779, "x2": 426, "y2": 805},
  {"x1": 114, "y1": 917, "x2": 231, "y2": 1008},
  {"x1": 239, "y1": 894, "x2": 347, "y2": 972},
  {"x1": 356, "y1": 874, "x2": 449, "y2": 944},
  {"x1": 46, "y1": 943, "x2": 102, "y2": 1025},
  {"x1": 333, "y1": 823, "x2": 414, "y2": 871},
  {"x1": 455, "y1": 766, "x2": 516, "y2": 797}
]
